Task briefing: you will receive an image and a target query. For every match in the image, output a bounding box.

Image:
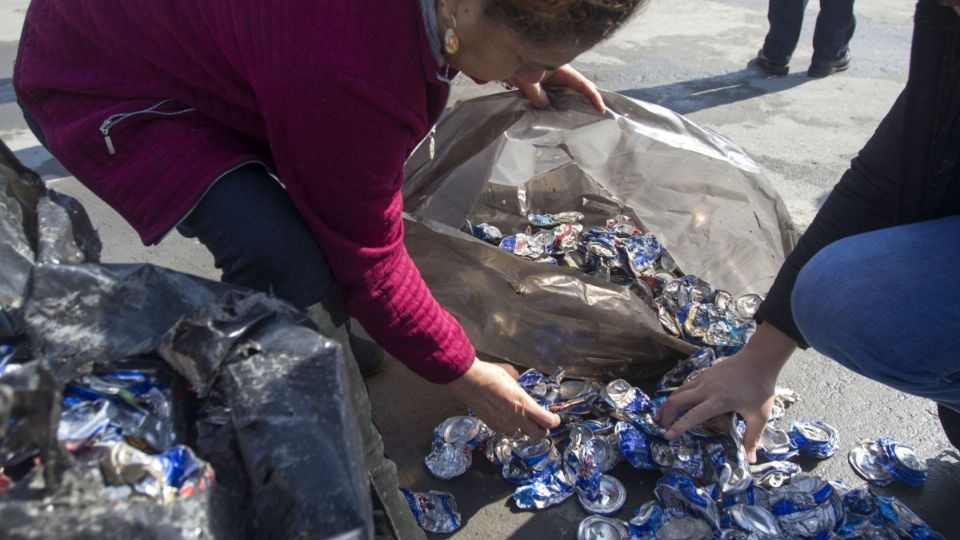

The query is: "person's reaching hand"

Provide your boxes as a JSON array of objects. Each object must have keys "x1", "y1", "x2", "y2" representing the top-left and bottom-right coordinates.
[
  {"x1": 656, "y1": 323, "x2": 797, "y2": 462},
  {"x1": 446, "y1": 358, "x2": 560, "y2": 438}
]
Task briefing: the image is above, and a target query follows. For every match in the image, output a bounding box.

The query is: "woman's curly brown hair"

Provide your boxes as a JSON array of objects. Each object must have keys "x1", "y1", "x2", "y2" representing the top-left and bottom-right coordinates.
[{"x1": 484, "y1": 0, "x2": 650, "y2": 48}]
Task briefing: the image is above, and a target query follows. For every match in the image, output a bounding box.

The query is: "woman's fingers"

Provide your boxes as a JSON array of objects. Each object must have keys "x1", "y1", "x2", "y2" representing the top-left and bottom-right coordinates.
[
  {"x1": 741, "y1": 412, "x2": 768, "y2": 463},
  {"x1": 514, "y1": 80, "x2": 549, "y2": 108},
  {"x1": 544, "y1": 66, "x2": 605, "y2": 112},
  {"x1": 656, "y1": 385, "x2": 705, "y2": 427},
  {"x1": 663, "y1": 399, "x2": 724, "y2": 440}
]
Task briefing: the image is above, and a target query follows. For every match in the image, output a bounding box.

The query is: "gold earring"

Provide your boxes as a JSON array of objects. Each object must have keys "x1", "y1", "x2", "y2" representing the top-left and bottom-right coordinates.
[{"x1": 444, "y1": 14, "x2": 459, "y2": 55}]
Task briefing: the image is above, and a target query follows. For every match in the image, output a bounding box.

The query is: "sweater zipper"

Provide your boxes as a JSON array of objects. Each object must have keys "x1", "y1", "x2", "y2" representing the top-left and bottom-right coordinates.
[
  {"x1": 99, "y1": 99, "x2": 196, "y2": 156},
  {"x1": 158, "y1": 159, "x2": 270, "y2": 245}
]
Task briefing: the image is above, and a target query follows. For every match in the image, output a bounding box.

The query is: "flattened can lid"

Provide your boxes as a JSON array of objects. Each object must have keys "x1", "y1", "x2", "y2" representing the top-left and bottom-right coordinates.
[
  {"x1": 578, "y1": 474, "x2": 627, "y2": 516},
  {"x1": 577, "y1": 515, "x2": 629, "y2": 540},
  {"x1": 848, "y1": 440, "x2": 893, "y2": 486}
]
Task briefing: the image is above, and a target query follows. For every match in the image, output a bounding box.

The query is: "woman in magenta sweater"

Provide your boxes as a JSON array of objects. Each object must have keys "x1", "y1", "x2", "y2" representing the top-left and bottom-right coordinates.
[{"x1": 15, "y1": 0, "x2": 647, "y2": 535}]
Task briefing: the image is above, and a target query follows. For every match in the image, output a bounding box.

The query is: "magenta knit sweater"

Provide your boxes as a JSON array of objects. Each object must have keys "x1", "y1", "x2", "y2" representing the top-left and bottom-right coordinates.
[{"x1": 14, "y1": 0, "x2": 475, "y2": 383}]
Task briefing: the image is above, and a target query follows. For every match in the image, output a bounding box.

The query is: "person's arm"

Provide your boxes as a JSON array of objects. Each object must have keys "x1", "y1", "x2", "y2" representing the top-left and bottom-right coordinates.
[
  {"x1": 256, "y1": 71, "x2": 558, "y2": 436},
  {"x1": 657, "y1": 323, "x2": 795, "y2": 461}
]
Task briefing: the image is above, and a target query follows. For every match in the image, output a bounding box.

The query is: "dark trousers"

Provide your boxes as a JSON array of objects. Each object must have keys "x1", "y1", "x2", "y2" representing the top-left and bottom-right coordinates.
[{"x1": 762, "y1": 0, "x2": 856, "y2": 65}]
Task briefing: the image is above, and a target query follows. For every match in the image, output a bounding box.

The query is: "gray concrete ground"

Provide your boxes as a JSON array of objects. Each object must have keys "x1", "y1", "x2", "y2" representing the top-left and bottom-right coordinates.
[{"x1": 2, "y1": 0, "x2": 957, "y2": 537}]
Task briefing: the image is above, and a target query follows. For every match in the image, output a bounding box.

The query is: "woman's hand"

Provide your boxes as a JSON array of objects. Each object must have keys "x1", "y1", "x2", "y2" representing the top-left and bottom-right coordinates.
[
  {"x1": 505, "y1": 65, "x2": 605, "y2": 113},
  {"x1": 656, "y1": 324, "x2": 798, "y2": 462},
  {"x1": 446, "y1": 359, "x2": 560, "y2": 438}
]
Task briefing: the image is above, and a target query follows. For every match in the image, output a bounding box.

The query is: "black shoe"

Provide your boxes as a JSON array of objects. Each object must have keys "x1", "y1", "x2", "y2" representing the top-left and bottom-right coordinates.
[
  {"x1": 752, "y1": 49, "x2": 789, "y2": 76},
  {"x1": 349, "y1": 333, "x2": 386, "y2": 378},
  {"x1": 808, "y1": 51, "x2": 851, "y2": 78},
  {"x1": 938, "y1": 403, "x2": 960, "y2": 450}
]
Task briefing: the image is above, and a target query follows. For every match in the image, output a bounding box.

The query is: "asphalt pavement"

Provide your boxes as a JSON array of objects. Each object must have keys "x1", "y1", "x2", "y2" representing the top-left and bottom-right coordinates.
[{"x1": 1, "y1": 0, "x2": 957, "y2": 538}]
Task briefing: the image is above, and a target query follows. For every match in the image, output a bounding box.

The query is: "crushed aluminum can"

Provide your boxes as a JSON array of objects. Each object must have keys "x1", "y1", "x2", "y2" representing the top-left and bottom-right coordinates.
[
  {"x1": 657, "y1": 303, "x2": 683, "y2": 339},
  {"x1": 749, "y1": 460, "x2": 801, "y2": 489},
  {"x1": 650, "y1": 436, "x2": 705, "y2": 480},
  {"x1": 500, "y1": 233, "x2": 548, "y2": 260},
  {"x1": 654, "y1": 516, "x2": 714, "y2": 540},
  {"x1": 875, "y1": 495, "x2": 943, "y2": 540},
  {"x1": 550, "y1": 223, "x2": 583, "y2": 254},
  {"x1": 605, "y1": 215, "x2": 639, "y2": 237},
  {"x1": 100, "y1": 442, "x2": 214, "y2": 503},
  {"x1": 627, "y1": 501, "x2": 666, "y2": 538},
  {"x1": 100, "y1": 441, "x2": 171, "y2": 503},
  {"x1": 654, "y1": 471, "x2": 721, "y2": 530},
  {"x1": 616, "y1": 422, "x2": 657, "y2": 470},
  {"x1": 734, "y1": 294, "x2": 763, "y2": 320},
  {"x1": 724, "y1": 504, "x2": 781, "y2": 539},
  {"x1": 658, "y1": 250, "x2": 677, "y2": 273},
  {"x1": 848, "y1": 439, "x2": 894, "y2": 486},
  {"x1": 768, "y1": 387, "x2": 799, "y2": 424},
  {"x1": 485, "y1": 433, "x2": 521, "y2": 465},
  {"x1": 553, "y1": 211, "x2": 586, "y2": 224},
  {"x1": 62, "y1": 371, "x2": 176, "y2": 452},
  {"x1": 601, "y1": 379, "x2": 651, "y2": 413},
  {"x1": 657, "y1": 348, "x2": 716, "y2": 393},
  {"x1": 622, "y1": 233, "x2": 661, "y2": 277},
  {"x1": 564, "y1": 439, "x2": 601, "y2": 497},
  {"x1": 578, "y1": 515, "x2": 630, "y2": 540},
  {"x1": 57, "y1": 399, "x2": 133, "y2": 450},
  {"x1": 466, "y1": 221, "x2": 503, "y2": 244},
  {"x1": 876, "y1": 436, "x2": 928, "y2": 487},
  {"x1": 789, "y1": 419, "x2": 838, "y2": 459},
  {"x1": 401, "y1": 489, "x2": 462, "y2": 534},
  {"x1": 584, "y1": 417, "x2": 616, "y2": 437},
  {"x1": 517, "y1": 368, "x2": 549, "y2": 399},
  {"x1": 528, "y1": 213, "x2": 558, "y2": 228},
  {"x1": 503, "y1": 438, "x2": 558, "y2": 484},
  {"x1": 577, "y1": 474, "x2": 626, "y2": 516},
  {"x1": 718, "y1": 477, "x2": 769, "y2": 509},
  {"x1": 756, "y1": 425, "x2": 798, "y2": 461},
  {"x1": 551, "y1": 380, "x2": 600, "y2": 415},
  {"x1": 156, "y1": 444, "x2": 216, "y2": 498},
  {"x1": 584, "y1": 233, "x2": 620, "y2": 261},
  {"x1": 513, "y1": 460, "x2": 574, "y2": 510},
  {"x1": 837, "y1": 485, "x2": 902, "y2": 539},
  {"x1": 769, "y1": 475, "x2": 843, "y2": 539},
  {"x1": 424, "y1": 415, "x2": 491, "y2": 480}
]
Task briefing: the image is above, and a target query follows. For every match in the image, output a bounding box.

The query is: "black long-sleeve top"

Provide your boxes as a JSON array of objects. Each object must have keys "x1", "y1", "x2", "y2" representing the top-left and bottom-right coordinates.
[{"x1": 756, "y1": 0, "x2": 960, "y2": 347}]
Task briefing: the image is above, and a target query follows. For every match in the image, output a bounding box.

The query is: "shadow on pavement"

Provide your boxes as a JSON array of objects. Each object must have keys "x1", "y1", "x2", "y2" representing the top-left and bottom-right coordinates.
[{"x1": 622, "y1": 65, "x2": 813, "y2": 115}]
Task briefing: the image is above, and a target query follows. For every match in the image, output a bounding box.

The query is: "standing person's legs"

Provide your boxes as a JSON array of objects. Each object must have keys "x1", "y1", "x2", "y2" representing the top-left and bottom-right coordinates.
[
  {"x1": 177, "y1": 166, "x2": 425, "y2": 539},
  {"x1": 809, "y1": 0, "x2": 856, "y2": 74},
  {"x1": 791, "y1": 216, "x2": 960, "y2": 442},
  {"x1": 761, "y1": 0, "x2": 809, "y2": 65}
]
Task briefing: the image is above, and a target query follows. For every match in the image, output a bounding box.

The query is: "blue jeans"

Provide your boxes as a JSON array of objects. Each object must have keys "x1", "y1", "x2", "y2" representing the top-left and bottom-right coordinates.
[
  {"x1": 762, "y1": 0, "x2": 856, "y2": 65},
  {"x1": 792, "y1": 216, "x2": 960, "y2": 412}
]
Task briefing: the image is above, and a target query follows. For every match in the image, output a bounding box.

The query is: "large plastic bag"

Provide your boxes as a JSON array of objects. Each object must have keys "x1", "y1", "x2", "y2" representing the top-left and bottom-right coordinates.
[
  {"x1": 403, "y1": 90, "x2": 797, "y2": 379},
  {"x1": 0, "y1": 144, "x2": 371, "y2": 539}
]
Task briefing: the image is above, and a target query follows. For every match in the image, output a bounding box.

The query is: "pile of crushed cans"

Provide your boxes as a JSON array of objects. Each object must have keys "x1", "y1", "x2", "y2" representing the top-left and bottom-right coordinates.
[
  {"x1": 405, "y1": 351, "x2": 941, "y2": 538},
  {"x1": 0, "y1": 362, "x2": 214, "y2": 503},
  {"x1": 399, "y1": 213, "x2": 943, "y2": 538},
  {"x1": 466, "y1": 213, "x2": 762, "y2": 355}
]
